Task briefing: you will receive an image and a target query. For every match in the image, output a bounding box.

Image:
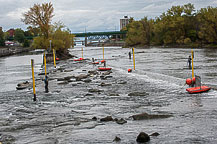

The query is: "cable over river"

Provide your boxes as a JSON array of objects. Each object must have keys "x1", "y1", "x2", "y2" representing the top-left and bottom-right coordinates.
[{"x1": 0, "y1": 47, "x2": 217, "y2": 143}]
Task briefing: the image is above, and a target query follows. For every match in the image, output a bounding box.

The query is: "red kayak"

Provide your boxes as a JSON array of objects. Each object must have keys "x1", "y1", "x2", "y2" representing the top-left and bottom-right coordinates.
[
  {"x1": 74, "y1": 58, "x2": 84, "y2": 61},
  {"x1": 186, "y1": 85, "x2": 211, "y2": 94},
  {"x1": 98, "y1": 67, "x2": 112, "y2": 71},
  {"x1": 92, "y1": 62, "x2": 99, "y2": 64}
]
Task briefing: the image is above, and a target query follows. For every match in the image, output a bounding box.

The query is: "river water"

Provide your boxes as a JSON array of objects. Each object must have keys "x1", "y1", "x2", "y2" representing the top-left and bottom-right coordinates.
[{"x1": 0, "y1": 47, "x2": 217, "y2": 144}]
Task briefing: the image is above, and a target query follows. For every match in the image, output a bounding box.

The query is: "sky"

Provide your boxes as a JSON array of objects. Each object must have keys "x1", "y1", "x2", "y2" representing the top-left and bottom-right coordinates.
[{"x1": 0, "y1": 0, "x2": 217, "y2": 33}]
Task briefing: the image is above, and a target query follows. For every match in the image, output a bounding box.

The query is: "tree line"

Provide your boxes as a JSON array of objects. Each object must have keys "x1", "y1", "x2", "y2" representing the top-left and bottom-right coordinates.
[
  {"x1": 0, "y1": 2, "x2": 74, "y2": 56},
  {"x1": 124, "y1": 3, "x2": 217, "y2": 48}
]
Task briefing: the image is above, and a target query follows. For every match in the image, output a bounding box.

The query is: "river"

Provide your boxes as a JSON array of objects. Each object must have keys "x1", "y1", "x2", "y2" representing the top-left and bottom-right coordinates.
[{"x1": 0, "y1": 47, "x2": 217, "y2": 143}]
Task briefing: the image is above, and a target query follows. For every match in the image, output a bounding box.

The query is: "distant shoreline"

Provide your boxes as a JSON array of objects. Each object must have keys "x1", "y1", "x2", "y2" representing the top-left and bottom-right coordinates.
[{"x1": 0, "y1": 46, "x2": 32, "y2": 57}]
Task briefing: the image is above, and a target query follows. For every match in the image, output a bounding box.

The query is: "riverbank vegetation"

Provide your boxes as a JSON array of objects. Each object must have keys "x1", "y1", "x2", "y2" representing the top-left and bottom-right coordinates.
[
  {"x1": 125, "y1": 3, "x2": 217, "y2": 48},
  {"x1": 22, "y1": 2, "x2": 74, "y2": 58}
]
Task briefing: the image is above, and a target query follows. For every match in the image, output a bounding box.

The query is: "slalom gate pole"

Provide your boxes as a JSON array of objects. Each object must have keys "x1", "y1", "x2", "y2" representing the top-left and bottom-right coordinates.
[
  {"x1": 53, "y1": 49, "x2": 56, "y2": 68},
  {"x1": 31, "y1": 59, "x2": 36, "y2": 101},
  {"x1": 191, "y1": 49, "x2": 194, "y2": 78},
  {"x1": 133, "y1": 48, "x2": 135, "y2": 70},
  {"x1": 44, "y1": 51, "x2": 47, "y2": 76}
]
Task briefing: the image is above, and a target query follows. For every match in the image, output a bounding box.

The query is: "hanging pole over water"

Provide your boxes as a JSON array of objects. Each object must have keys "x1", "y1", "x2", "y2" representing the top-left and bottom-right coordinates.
[
  {"x1": 31, "y1": 59, "x2": 36, "y2": 101},
  {"x1": 191, "y1": 49, "x2": 194, "y2": 78},
  {"x1": 103, "y1": 45, "x2": 104, "y2": 60},
  {"x1": 133, "y1": 48, "x2": 135, "y2": 70},
  {"x1": 44, "y1": 51, "x2": 47, "y2": 76},
  {"x1": 53, "y1": 49, "x2": 56, "y2": 68},
  {"x1": 82, "y1": 47, "x2": 83, "y2": 58}
]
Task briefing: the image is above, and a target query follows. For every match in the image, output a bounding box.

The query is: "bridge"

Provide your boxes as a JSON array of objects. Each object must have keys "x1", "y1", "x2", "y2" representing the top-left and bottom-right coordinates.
[
  {"x1": 72, "y1": 31, "x2": 127, "y2": 37},
  {"x1": 72, "y1": 31, "x2": 127, "y2": 46}
]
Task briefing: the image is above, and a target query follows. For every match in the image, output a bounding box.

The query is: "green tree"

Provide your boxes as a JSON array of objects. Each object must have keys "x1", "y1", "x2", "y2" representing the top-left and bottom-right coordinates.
[
  {"x1": 31, "y1": 22, "x2": 74, "y2": 52},
  {"x1": 23, "y1": 39, "x2": 30, "y2": 47},
  {"x1": 14, "y1": 28, "x2": 25, "y2": 43},
  {"x1": 125, "y1": 17, "x2": 153, "y2": 46},
  {"x1": 197, "y1": 6, "x2": 217, "y2": 44},
  {"x1": 0, "y1": 27, "x2": 5, "y2": 46}
]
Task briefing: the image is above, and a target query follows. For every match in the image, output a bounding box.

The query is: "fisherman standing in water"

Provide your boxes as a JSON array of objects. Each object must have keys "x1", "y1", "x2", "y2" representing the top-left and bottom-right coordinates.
[
  {"x1": 44, "y1": 75, "x2": 49, "y2": 93},
  {"x1": 129, "y1": 51, "x2": 131, "y2": 59},
  {"x1": 188, "y1": 55, "x2": 192, "y2": 69}
]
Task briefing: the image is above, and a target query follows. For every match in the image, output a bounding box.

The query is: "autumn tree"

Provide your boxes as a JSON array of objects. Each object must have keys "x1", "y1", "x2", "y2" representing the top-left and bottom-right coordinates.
[{"x1": 22, "y1": 2, "x2": 54, "y2": 41}]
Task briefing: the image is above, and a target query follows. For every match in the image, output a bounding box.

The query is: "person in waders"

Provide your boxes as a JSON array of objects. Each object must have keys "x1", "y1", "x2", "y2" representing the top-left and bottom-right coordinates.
[
  {"x1": 44, "y1": 75, "x2": 49, "y2": 93},
  {"x1": 129, "y1": 51, "x2": 131, "y2": 59},
  {"x1": 104, "y1": 61, "x2": 106, "y2": 67},
  {"x1": 188, "y1": 55, "x2": 192, "y2": 69}
]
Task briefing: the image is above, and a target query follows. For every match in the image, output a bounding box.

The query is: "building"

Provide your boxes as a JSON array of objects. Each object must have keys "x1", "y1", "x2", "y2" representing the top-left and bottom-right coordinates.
[
  {"x1": 7, "y1": 29, "x2": 15, "y2": 37},
  {"x1": 120, "y1": 16, "x2": 129, "y2": 30}
]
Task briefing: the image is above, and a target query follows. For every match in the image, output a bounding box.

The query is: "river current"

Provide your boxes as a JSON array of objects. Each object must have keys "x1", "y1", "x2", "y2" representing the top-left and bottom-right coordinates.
[{"x1": 0, "y1": 47, "x2": 217, "y2": 143}]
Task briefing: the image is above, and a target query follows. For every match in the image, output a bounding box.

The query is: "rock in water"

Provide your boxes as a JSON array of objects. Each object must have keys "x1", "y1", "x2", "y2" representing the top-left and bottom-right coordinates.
[
  {"x1": 100, "y1": 116, "x2": 113, "y2": 122},
  {"x1": 132, "y1": 112, "x2": 171, "y2": 120},
  {"x1": 113, "y1": 136, "x2": 121, "y2": 142},
  {"x1": 150, "y1": 132, "x2": 160, "y2": 137},
  {"x1": 128, "y1": 91, "x2": 149, "y2": 96},
  {"x1": 0, "y1": 134, "x2": 16, "y2": 143},
  {"x1": 136, "y1": 132, "x2": 150, "y2": 143},
  {"x1": 116, "y1": 118, "x2": 127, "y2": 125}
]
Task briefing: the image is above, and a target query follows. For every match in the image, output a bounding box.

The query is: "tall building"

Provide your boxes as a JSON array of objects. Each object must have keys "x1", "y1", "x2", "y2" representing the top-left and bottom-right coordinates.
[{"x1": 120, "y1": 16, "x2": 129, "y2": 30}]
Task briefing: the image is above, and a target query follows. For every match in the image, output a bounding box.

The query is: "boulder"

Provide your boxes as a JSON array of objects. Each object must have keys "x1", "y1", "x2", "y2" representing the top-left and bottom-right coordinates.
[
  {"x1": 88, "y1": 89, "x2": 103, "y2": 93},
  {"x1": 131, "y1": 112, "x2": 172, "y2": 120},
  {"x1": 128, "y1": 92, "x2": 149, "y2": 96},
  {"x1": 115, "y1": 118, "x2": 127, "y2": 125},
  {"x1": 64, "y1": 69, "x2": 73, "y2": 72},
  {"x1": 92, "y1": 117, "x2": 97, "y2": 121},
  {"x1": 83, "y1": 79, "x2": 92, "y2": 83},
  {"x1": 109, "y1": 93, "x2": 120, "y2": 96},
  {"x1": 117, "y1": 81, "x2": 127, "y2": 84},
  {"x1": 75, "y1": 74, "x2": 90, "y2": 81},
  {"x1": 100, "y1": 75, "x2": 107, "y2": 80},
  {"x1": 150, "y1": 132, "x2": 160, "y2": 137},
  {"x1": 0, "y1": 134, "x2": 16, "y2": 144},
  {"x1": 64, "y1": 76, "x2": 74, "y2": 81},
  {"x1": 113, "y1": 136, "x2": 121, "y2": 142},
  {"x1": 88, "y1": 70, "x2": 99, "y2": 75},
  {"x1": 105, "y1": 75, "x2": 113, "y2": 79},
  {"x1": 136, "y1": 132, "x2": 150, "y2": 143},
  {"x1": 100, "y1": 116, "x2": 113, "y2": 122},
  {"x1": 100, "y1": 82, "x2": 112, "y2": 87},
  {"x1": 57, "y1": 78, "x2": 65, "y2": 81},
  {"x1": 85, "y1": 93, "x2": 93, "y2": 96}
]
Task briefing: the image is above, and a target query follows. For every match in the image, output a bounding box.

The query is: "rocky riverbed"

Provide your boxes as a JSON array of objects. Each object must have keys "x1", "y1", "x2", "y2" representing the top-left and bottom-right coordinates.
[{"x1": 0, "y1": 47, "x2": 217, "y2": 143}]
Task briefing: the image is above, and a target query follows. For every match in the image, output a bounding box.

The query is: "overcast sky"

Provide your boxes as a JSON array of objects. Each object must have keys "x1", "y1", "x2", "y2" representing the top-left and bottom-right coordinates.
[{"x1": 0, "y1": 0, "x2": 217, "y2": 33}]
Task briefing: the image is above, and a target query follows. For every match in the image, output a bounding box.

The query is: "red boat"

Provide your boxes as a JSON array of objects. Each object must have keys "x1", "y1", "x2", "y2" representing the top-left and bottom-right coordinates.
[
  {"x1": 186, "y1": 86, "x2": 211, "y2": 94},
  {"x1": 73, "y1": 58, "x2": 84, "y2": 61},
  {"x1": 98, "y1": 67, "x2": 112, "y2": 71},
  {"x1": 92, "y1": 62, "x2": 99, "y2": 64}
]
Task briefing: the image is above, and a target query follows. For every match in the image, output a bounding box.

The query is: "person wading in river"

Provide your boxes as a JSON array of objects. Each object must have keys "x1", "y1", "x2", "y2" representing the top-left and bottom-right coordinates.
[
  {"x1": 187, "y1": 55, "x2": 192, "y2": 69},
  {"x1": 129, "y1": 51, "x2": 131, "y2": 59},
  {"x1": 44, "y1": 75, "x2": 49, "y2": 93}
]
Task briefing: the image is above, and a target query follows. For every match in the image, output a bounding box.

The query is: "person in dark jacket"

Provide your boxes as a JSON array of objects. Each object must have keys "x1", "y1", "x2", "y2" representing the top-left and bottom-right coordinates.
[
  {"x1": 188, "y1": 55, "x2": 192, "y2": 69},
  {"x1": 129, "y1": 51, "x2": 131, "y2": 59},
  {"x1": 44, "y1": 75, "x2": 49, "y2": 93}
]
